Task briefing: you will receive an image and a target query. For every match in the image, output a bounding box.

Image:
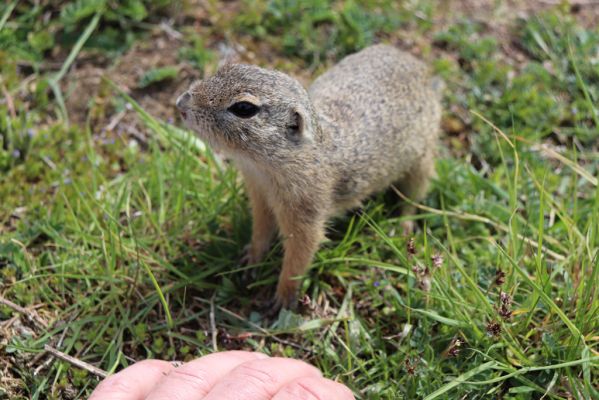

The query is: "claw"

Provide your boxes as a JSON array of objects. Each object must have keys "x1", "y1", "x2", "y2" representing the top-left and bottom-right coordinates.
[
  {"x1": 259, "y1": 286, "x2": 299, "y2": 318},
  {"x1": 275, "y1": 281, "x2": 299, "y2": 310},
  {"x1": 262, "y1": 296, "x2": 283, "y2": 318},
  {"x1": 240, "y1": 244, "x2": 254, "y2": 266},
  {"x1": 240, "y1": 244, "x2": 259, "y2": 283}
]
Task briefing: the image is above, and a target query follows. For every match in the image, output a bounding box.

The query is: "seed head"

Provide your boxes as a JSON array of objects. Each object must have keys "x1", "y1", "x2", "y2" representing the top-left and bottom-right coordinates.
[
  {"x1": 404, "y1": 357, "x2": 419, "y2": 376},
  {"x1": 431, "y1": 253, "x2": 443, "y2": 268},
  {"x1": 486, "y1": 321, "x2": 501, "y2": 337},
  {"x1": 407, "y1": 238, "x2": 416, "y2": 257},
  {"x1": 497, "y1": 291, "x2": 512, "y2": 319},
  {"x1": 447, "y1": 337, "x2": 462, "y2": 357},
  {"x1": 495, "y1": 269, "x2": 506, "y2": 286},
  {"x1": 412, "y1": 264, "x2": 431, "y2": 292}
]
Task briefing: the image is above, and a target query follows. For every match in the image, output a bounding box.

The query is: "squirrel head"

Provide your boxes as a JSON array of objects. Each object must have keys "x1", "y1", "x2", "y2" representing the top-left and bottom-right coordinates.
[{"x1": 176, "y1": 64, "x2": 320, "y2": 160}]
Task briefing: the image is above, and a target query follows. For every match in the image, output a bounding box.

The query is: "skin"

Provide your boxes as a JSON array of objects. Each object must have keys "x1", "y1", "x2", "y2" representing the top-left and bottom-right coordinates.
[
  {"x1": 176, "y1": 44, "x2": 442, "y2": 310},
  {"x1": 89, "y1": 351, "x2": 355, "y2": 400}
]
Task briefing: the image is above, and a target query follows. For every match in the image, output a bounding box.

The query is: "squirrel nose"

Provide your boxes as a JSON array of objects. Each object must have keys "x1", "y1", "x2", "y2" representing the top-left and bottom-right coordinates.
[{"x1": 176, "y1": 92, "x2": 191, "y2": 110}]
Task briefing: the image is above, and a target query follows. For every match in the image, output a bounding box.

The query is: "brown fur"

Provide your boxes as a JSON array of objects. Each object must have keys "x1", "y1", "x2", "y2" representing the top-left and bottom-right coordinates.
[{"x1": 176, "y1": 44, "x2": 443, "y2": 309}]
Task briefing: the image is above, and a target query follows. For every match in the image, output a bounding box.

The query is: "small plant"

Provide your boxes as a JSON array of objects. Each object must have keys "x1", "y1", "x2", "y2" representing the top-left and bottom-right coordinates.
[
  {"x1": 178, "y1": 36, "x2": 215, "y2": 74},
  {"x1": 234, "y1": 0, "x2": 404, "y2": 64},
  {"x1": 138, "y1": 66, "x2": 179, "y2": 88},
  {"x1": 434, "y1": 20, "x2": 498, "y2": 64}
]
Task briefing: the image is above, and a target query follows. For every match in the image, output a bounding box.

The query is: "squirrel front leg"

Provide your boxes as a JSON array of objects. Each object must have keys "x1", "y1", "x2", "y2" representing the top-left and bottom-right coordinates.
[
  {"x1": 243, "y1": 183, "x2": 277, "y2": 265},
  {"x1": 274, "y1": 205, "x2": 326, "y2": 309}
]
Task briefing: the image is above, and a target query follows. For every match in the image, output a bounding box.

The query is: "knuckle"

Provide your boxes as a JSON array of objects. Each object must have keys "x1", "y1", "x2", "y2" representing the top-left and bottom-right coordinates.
[
  {"x1": 91, "y1": 375, "x2": 135, "y2": 398},
  {"x1": 167, "y1": 367, "x2": 211, "y2": 395},
  {"x1": 235, "y1": 362, "x2": 278, "y2": 387},
  {"x1": 279, "y1": 381, "x2": 320, "y2": 400}
]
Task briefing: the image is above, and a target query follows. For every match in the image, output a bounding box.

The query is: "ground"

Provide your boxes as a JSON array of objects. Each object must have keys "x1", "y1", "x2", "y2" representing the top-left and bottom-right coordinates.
[{"x1": 0, "y1": 1, "x2": 598, "y2": 399}]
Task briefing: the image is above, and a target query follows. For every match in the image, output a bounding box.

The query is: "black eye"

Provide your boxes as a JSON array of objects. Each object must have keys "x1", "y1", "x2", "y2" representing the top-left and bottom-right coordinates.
[{"x1": 228, "y1": 101, "x2": 260, "y2": 118}]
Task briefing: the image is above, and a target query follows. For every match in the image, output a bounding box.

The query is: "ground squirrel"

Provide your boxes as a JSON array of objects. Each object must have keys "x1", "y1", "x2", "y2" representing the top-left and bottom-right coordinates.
[{"x1": 176, "y1": 44, "x2": 443, "y2": 309}]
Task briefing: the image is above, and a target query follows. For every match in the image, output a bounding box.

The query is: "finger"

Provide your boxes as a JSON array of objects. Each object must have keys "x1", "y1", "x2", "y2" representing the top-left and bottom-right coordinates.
[
  {"x1": 202, "y1": 357, "x2": 322, "y2": 400},
  {"x1": 272, "y1": 376, "x2": 355, "y2": 400},
  {"x1": 89, "y1": 360, "x2": 175, "y2": 400},
  {"x1": 145, "y1": 351, "x2": 269, "y2": 400}
]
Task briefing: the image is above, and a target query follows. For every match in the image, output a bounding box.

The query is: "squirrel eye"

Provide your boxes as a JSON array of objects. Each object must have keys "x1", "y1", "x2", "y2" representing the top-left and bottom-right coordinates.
[{"x1": 228, "y1": 101, "x2": 260, "y2": 118}]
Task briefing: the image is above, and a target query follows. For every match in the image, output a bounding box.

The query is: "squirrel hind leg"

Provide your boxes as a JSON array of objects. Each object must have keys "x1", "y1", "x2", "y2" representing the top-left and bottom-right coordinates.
[{"x1": 396, "y1": 150, "x2": 436, "y2": 234}]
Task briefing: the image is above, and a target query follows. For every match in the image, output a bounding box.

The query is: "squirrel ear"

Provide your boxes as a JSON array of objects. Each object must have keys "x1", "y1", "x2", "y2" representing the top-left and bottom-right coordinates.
[{"x1": 287, "y1": 108, "x2": 312, "y2": 142}]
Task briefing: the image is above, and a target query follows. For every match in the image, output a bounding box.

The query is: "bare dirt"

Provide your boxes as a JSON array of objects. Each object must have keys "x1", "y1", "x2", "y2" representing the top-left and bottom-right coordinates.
[{"x1": 60, "y1": 0, "x2": 597, "y2": 141}]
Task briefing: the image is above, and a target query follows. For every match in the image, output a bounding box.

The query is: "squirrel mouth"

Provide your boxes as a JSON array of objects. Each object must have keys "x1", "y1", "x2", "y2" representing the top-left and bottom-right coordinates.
[{"x1": 180, "y1": 111, "x2": 187, "y2": 119}]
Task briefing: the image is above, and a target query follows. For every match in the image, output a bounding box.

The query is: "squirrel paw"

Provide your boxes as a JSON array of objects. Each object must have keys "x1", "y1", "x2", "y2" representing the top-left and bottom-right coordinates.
[
  {"x1": 240, "y1": 244, "x2": 258, "y2": 266},
  {"x1": 275, "y1": 282, "x2": 299, "y2": 310},
  {"x1": 261, "y1": 297, "x2": 283, "y2": 318},
  {"x1": 240, "y1": 244, "x2": 260, "y2": 283},
  {"x1": 260, "y1": 284, "x2": 300, "y2": 318}
]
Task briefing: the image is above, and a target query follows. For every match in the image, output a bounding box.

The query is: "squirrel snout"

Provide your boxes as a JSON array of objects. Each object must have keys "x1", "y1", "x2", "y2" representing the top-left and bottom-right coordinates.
[{"x1": 176, "y1": 91, "x2": 191, "y2": 110}]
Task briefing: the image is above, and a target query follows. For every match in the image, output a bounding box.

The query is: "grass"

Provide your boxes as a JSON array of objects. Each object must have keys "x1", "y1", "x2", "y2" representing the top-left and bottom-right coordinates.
[{"x1": 1, "y1": 1, "x2": 598, "y2": 399}]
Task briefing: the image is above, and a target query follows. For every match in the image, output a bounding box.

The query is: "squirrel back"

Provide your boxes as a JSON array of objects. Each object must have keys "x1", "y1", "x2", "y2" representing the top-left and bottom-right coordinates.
[{"x1": 309, "y1": 44, "x2": 442, "y2": 208}]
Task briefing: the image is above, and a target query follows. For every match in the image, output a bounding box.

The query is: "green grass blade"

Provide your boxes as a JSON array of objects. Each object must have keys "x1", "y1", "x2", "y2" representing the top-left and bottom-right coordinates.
[
  {"x1": 50, "y1": 11, "x2": 102, "y2": 84},
  {"x1": 424, "y1": 361, "x2": 497, "y2": 400},
  {"x1": 496, "y1": 245, "x2": 584, "y2": 343},
  {"x1": 0, "y1": 0, "x2": 17, "y2": 32}
]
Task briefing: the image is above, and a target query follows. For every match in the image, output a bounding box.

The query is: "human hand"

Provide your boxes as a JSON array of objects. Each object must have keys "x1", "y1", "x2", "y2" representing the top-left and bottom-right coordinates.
[{"x1": 89, "y1": 350, "x2": 355, "y2": 399}]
